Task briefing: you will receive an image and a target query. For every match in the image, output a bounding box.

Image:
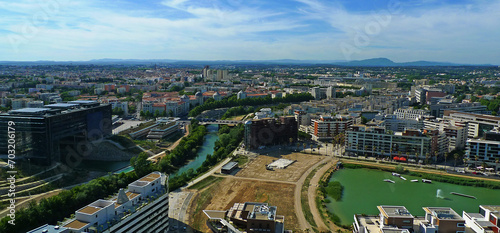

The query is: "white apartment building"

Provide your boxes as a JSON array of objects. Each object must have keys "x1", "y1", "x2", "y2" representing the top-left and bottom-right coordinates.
[
  {"x1": 443, "y1": 111, "x2": 500, "y2": 138},
  {"x1": 29, "y1": 172, "x2": 169, "y2": 233},
  {"x1": 394, "y1": 108, "x2": 431, "y2": 120}
]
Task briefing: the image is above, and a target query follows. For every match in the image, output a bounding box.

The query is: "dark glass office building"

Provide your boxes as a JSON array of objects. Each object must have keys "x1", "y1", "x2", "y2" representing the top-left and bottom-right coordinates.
[{"x1": 0, "y1": 101, "x2": 112, "y2": 165}]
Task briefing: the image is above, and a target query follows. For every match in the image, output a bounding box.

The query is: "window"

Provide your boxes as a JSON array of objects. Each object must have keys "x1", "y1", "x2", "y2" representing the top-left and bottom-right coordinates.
[{"x1": 457, "y1": 223, "x2": 465, "y2": 227}]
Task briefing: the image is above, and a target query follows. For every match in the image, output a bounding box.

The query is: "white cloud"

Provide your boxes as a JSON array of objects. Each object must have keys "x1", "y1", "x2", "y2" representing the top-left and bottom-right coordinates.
[{"x1": 0, "y1": 0, "x2": 499, "y2": 64}]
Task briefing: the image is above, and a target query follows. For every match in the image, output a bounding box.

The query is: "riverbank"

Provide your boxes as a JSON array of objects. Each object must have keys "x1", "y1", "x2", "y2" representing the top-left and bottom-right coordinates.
[
  {"x1": 310, "y1": 156, "x2": 500, "y2": 230},
  {"x1": 323, "y1": 167, "x2": 500, "y2": 226},
  {"x1": 340, "y1": 159, "x2": 500, "y2": 188}
]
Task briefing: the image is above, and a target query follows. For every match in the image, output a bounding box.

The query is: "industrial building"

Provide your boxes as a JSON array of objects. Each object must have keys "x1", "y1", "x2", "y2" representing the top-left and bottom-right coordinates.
[
  {"x1": 244, "y1": 116, "x2": 298, "y2": 149},
  {"x1": 0, "y1": 101, "x2": 112, "y2": 165}
]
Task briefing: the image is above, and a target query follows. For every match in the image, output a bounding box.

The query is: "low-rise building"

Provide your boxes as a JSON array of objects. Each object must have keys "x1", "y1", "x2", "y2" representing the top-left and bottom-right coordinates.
[
  {"x1": 463, "y1": 205, "x2": 500, "y2": 233},
  {"x1": 204, "y1": 202, "x2": 285, "y2": 233},
  {"x1": 421, "y1": 207, "x2": 465, "y2": 233}
]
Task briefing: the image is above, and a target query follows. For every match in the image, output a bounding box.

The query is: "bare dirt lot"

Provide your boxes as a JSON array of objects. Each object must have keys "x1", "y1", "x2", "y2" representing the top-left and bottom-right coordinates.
[
  {"x1": 187, "y1": 177, "x2": 299, "y2": 232},
  {"x1": 236, "y1": 152, "x2": 324, "y2": 182}
]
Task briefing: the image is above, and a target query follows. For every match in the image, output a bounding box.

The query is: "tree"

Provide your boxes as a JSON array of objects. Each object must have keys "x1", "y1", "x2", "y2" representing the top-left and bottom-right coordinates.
[
  {"x1": 496, "y1": 159, "x2": 499, "y2": 173},
  {"x1": 453, "y1": 153, "x2": 459, "y2": 171},
  {"x1": 444, "y1": 152, "x2": 449, "y2": 171},
  {"x1": 361, "y1": 116, "x2": 368, "y2": 124},
  {"x1": 130, "y1": 152, "x2": 153, "y2": 177}
]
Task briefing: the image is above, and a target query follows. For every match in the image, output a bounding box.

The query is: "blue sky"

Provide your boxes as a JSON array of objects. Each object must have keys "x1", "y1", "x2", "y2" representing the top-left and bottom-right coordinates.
[{"x1": 0, "y1": 0, "x2": 499, "y2": 64}]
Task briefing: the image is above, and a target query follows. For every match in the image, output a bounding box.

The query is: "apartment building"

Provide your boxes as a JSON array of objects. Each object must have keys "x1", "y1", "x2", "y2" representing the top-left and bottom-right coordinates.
[
  {"x1": 394, "y1": 108, "x2": 431, "y2": 120},
  {"x1": 443, "y1": 111, "x2": 500, "y2": 138},
  {"x1": 431, "y1": 103, "x2": 489, "y2": 118},
  {"x1": 378, "y1": 206, "x2": 415, "y2": 229},
  {"x1": 355, "y1": 206, "x2": 470, "y2": 233},
  {"x1": 28, "y1": 172, "x2": 169, "y2": 233},
  {"x1": 311, "y1": 115, "x2": 353, "y2": 141},
  {"x1": 345, "y1": 125, "x2": 446, "y2": 159},
  {"x1": 466, "y1": 129, "x2": 500, "y2": 170},
  {"x1": 463, "y1": 205, "x2": 500, "y2": 233},
  {"x1": 421, "y1": 207, "x2": 465, "y2": 233}
]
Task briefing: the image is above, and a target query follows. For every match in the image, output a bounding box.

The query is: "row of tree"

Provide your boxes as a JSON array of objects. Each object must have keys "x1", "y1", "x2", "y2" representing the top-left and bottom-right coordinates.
[
  {"x1": 221, "y1": 106, "x2": 255, "y2": 119},
  {"x1": 157, "y1": 121, "x2": 208, "y2": 172},
  {"x1": 140, "y1": 110, "x2": 174, "y2": 119},
  {"x1": 188, "y1": 92, "x2": 314, "y2": 117},
  {"x1": 168, "y1": 124, "x2": 244, "y2": 190}
]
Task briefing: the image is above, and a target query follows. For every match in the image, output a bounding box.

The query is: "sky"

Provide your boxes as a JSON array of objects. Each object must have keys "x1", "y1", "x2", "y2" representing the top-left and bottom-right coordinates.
[{"x1": 0, "y1": 0, "x2": 499, "y2": 64}]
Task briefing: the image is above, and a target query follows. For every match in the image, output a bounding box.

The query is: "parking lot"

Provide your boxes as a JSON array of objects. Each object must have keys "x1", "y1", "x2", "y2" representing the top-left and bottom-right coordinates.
[{"x1": 112, "y1": 120, "x2": 147, "y2": 134}]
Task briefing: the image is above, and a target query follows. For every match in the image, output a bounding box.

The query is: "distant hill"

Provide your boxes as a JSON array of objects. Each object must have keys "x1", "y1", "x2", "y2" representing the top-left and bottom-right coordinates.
[
  {"x1": 333, "y1": 58, "x2": 472, "y2": 67},
  {"x1": 0, "y1": 58, "x2": 494, "y2": 66}
]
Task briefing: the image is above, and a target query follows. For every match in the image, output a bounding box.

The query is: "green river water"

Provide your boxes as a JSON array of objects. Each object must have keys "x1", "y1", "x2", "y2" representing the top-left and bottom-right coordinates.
[{"x1": 326, "y1": 168, "x2": 500, "y2": 225}]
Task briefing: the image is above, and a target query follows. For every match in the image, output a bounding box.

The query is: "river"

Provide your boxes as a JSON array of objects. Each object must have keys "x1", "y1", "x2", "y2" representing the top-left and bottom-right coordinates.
[
  {"x1": 170, "y1": 124, "x2": 219, "y2": 177},
  {"x1": 78, "y1": 124, "x2": 219, "y2": 176},
  {"x1": 326, "y1": 168, "x2": 500, "y2": 225}
]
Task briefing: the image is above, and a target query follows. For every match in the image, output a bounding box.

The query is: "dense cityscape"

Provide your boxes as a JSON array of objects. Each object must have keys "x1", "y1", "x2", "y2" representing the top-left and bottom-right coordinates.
[{"x1": 0, "y1": 62, "x2": 499, "y2": 233}]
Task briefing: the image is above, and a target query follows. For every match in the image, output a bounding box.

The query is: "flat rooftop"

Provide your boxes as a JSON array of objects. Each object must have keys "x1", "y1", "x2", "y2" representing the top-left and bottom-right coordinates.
[
  {"x1": 9, "y1": 108, "x2": 51, "y2": 114},
  {"x1": 45, "y1": 103, "x2": 79, "y2": 108},
  {"x1": 63, "y1": 219, "x2": 89, "y2": 230},
  {"x1": 203, "y1": 210, "x2": 227, "y2": 220},
  {"x1": 268, "y1": 158, "x2": 294, "y2": 169},
  {"x1": 481, "y1": 205, "x2": 500, "y2": 212},
  {"x1": 78, "y1": 206, "x2": 101, "y2": 215},
  {"x1": 222, "y1": 161, "x2": 238, "y2": 170},
  {"x1": 138, "y1": 173, "x2": 161, "y2": 182},
  {"x1": 378, "y1": 206, "x2": 413, "y2": 218},
  {"x1": 424, "y1": 207, "x2": 463, "y2": 220},
  {"x1": 27, "y1": 224, "x2": 68, "y2": 233},
  {"x1": 356, "y1": 215, "x2": 426, "y2": 233},
  {"x1": 464, "y1": 212, "x2": 485, "y2": 219},
  {"x1": 126, "y1": 191, "x2": 140, "y2": 199}
]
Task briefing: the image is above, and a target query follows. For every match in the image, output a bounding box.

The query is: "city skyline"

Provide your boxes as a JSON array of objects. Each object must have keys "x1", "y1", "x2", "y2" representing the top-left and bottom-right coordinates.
[{"x1": 1, "y1": 0, "x2": 500, "y2": 64}]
